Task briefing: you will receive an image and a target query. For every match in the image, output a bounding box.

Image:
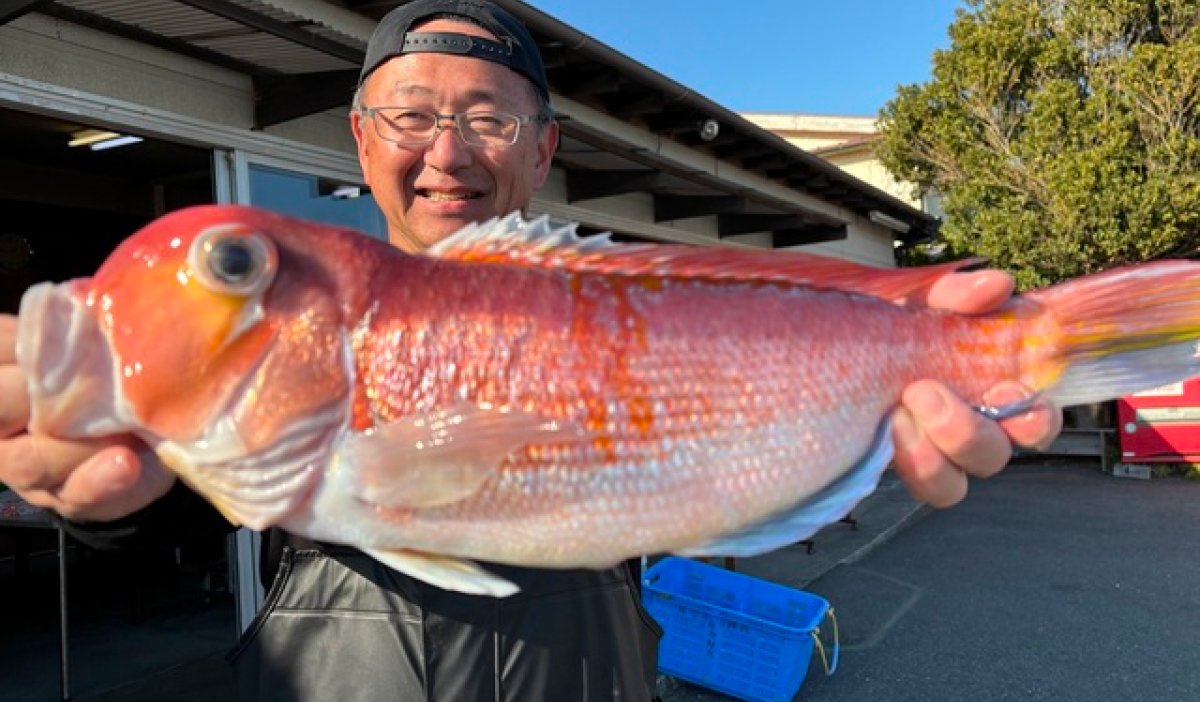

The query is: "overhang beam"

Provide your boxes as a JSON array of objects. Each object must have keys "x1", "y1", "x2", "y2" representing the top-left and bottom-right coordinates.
[
  {"x1": 0, "y1": 0, "x2": 46, "y2": 25},
  {"x1": 772, "y1": 225, "x2": 848, "y2": 248},
  {"x1": 558, "y1": 67, "x2": 622, "y2": 98},
  {"x1": 718, "y1": 214, "x2": 814, "y2": 237},
  {"x1": 741, "y1": 152, "x2": 791, "y2": 170},
  {"x1": 566, "y1": 169, "x2": 666, "y2": 202},
  {"x1": 254, "y1": 70, "x2": 358, "y2": 128},
  {"x1": 654, "y1": 194, "x2": 742, "y2": 222},
  {"x1": 644, "y1": 111, "x2": 702, "y2": 135},
  {"x1": 608, "y1": 92, "x2": 666, "y2": 118}
]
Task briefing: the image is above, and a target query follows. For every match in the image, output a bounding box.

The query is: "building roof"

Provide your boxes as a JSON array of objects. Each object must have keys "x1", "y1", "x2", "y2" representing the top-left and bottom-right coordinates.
[
  {"x1": 1, "y1": 0, "x2": 938, "y2": 246},
  {"x1": 810, "y1": 134, "x2": 882, "y2": 157}
]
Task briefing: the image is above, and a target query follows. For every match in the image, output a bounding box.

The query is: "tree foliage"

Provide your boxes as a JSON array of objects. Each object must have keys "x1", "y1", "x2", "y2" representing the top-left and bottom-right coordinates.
[{"x1": 877, "y1": 0, "x2": 1200, "y2": 288}]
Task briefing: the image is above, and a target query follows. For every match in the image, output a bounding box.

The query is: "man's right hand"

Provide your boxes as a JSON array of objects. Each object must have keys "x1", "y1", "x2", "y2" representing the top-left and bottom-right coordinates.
[{"x1": 0, "y1": 314, "x2": 174, "y2": 521}]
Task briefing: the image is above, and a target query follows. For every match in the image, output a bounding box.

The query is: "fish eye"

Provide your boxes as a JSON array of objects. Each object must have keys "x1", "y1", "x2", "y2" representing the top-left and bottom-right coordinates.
[
  {"x1": 187, "y1": 225, "x2": 277, "y2": 297},
  {"x1": 210, "y1": 239, "x2": 259, "y2": 284}
]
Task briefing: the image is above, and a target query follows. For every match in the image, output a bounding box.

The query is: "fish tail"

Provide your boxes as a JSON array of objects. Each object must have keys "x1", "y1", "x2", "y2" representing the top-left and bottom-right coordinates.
[{"x1": 1024, "y1": 260, "x2": 1200, "y2": 408}]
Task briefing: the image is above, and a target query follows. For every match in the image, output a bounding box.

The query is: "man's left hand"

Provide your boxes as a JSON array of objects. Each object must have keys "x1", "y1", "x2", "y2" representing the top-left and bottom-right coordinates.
[{"x1": 891, "y1": 270, "x2": 1063, "y2": 507}]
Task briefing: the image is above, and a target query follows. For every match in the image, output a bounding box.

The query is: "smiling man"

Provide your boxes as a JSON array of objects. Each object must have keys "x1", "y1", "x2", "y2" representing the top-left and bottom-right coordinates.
[{"x1": 350, "y1": 8, "x2": 559, "y2": 253}]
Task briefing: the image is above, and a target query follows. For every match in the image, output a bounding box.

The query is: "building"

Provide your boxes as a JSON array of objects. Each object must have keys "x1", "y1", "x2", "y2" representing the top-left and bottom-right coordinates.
[
  {"x1": 0, "y1": 1, "x2": 939, "y2": 697},
  {"x1": 742, "y1": 112, "x2": 944, "y2": 224}
]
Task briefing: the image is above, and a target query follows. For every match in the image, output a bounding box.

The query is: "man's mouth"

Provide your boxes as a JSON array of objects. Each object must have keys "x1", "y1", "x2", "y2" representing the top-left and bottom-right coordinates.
[{"x1": 417, "y1": 189, "x2": 484, "y2": 202}]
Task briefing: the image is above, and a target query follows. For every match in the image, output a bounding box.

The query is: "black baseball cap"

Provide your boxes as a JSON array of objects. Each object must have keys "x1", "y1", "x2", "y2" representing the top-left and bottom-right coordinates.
[{"x1": 359, "y1": 0, "x2": 549, "y2": 101}]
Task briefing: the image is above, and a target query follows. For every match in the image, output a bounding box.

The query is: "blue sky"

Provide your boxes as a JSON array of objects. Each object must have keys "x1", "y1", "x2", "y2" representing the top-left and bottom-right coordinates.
[{"x1": 525, "y1": 1, "x2": 966, "y2": 117}]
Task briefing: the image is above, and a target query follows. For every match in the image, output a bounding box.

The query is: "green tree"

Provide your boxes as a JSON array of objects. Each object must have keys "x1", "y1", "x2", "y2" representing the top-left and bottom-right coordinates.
[{"x1": 878, "y1": 0, "x2": 1200, "y2": 288}]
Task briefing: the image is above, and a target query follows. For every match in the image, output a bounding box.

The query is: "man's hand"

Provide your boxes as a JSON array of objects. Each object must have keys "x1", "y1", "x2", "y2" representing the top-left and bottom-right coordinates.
[
  {"x1": 892, "y1": 270, "x2": 1063, "y2": 508},
  {"x1": 0, "y1": 315, "x2": 173, "y2": 521}
]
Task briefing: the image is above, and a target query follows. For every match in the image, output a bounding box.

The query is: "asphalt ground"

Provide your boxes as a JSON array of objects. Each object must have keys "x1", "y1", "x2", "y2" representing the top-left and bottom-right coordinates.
[{"x1": 661, "y1": 459, "x2": 1200, "y2": 702}]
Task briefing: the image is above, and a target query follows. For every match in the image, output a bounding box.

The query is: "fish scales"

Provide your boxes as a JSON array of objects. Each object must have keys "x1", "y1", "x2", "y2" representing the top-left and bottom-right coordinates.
[{"x1": 337, "y1": 255, "x2": 1024, "y2": 565}]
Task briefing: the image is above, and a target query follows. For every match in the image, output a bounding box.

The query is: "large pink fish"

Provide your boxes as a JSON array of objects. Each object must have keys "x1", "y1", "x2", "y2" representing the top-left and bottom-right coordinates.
[{"x1": 17, "y1": 205, "x2": 1200, "y2": 595}]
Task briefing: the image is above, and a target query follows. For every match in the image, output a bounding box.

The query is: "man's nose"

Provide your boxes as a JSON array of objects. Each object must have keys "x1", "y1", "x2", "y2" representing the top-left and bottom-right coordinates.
[{"x1": 423, "y1": 124, "x2": 472, "y2": 172}]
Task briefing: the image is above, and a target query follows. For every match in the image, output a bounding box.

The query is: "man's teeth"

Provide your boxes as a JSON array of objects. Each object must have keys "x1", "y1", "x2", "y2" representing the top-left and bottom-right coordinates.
[{"x1": 423, "y1": 191, "x2": 477, "y2": 202}]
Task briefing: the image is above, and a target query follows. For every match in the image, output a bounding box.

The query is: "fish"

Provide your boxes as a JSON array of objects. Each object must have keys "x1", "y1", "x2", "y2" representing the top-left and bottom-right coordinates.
[{"x1": 16, "y1": 204, "x2": 1200, "y2": 596}]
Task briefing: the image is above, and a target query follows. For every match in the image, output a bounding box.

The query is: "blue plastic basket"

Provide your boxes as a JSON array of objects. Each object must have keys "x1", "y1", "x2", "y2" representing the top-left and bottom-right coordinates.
[{"x1": 643, "y1": 556, "x2": 839, "y2": 702}]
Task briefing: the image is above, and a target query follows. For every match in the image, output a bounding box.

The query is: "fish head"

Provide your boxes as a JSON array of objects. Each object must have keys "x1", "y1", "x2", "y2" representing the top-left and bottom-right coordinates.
[{"x1": 18, "y1": 205, "x2": 367, "y2": 527}]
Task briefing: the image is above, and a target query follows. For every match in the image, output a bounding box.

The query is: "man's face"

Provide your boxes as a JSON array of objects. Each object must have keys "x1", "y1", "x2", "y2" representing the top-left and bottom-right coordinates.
[{"x1": 351, "y1": 19, "x2": 559, "y2": 252}]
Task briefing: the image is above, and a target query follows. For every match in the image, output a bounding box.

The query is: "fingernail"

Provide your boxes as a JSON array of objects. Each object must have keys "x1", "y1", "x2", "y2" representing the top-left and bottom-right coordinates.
[
  {"x1": 983, "y1": 382, "x2": 1036, "y2": 421},
  {"x1": 908, "y1": 386, "x2": 949, "y2": 425},
  {"x1": 983, "y1": 382, "x2": 1029, "y2": 407},
  {"x1": 96, "y1": 450, "x2": 137, "y2": 494},
  {"x1": 970, "y1": 271, "x2": 995, "y2": 289},
  {"x1": 942, "y1": 270, "x2": 989, "y2": 297}
]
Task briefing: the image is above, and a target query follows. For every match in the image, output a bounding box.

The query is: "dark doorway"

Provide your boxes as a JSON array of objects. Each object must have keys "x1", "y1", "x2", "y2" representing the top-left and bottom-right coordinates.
[
  {"x1": 0, "y1": 106, "x2": 236, "y2": 701},
  {"x1": 0, "y1": 108, "x2": 212, "y2": 311}
]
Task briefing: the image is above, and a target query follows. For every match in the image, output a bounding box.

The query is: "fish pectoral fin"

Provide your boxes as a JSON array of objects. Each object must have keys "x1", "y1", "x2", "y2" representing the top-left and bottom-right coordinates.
[
  {"x1": 362, "y1": 547, "x2": 519, "y2": 597},
  {"x1": 341, "y1": 402, "x2": 565, "y2": 509},
  {"x1": 679, "y1": 417, "x2": 895, "y2": 558}
]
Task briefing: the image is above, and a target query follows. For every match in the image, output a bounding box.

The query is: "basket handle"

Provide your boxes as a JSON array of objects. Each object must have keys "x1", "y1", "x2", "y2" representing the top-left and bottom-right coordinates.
[{"x1": 811, "y1": 606, "x2": 840, "y2": 676}]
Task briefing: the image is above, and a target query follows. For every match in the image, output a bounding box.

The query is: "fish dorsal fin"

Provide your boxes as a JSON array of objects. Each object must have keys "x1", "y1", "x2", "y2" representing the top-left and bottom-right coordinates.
[{"x1": 427, "y1": 212, "x2": 981, "y2": 304}]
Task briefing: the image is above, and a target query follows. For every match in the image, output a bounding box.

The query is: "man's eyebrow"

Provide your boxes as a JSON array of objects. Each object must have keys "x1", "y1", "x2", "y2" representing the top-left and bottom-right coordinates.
[
  {"x1": 383, "y1": 84, "x2": 507, "y2": 106},
  {"x1": 459, "y1": 89, "x2": 504, "y2": 104},
  {"x1": 387, "y1": 84, "x2": 436, "y2": 99}
]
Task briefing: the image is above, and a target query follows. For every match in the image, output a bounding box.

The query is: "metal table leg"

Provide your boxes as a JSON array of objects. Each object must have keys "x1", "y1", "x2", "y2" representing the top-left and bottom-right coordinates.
[
  {"x1": 58, "y1": 526, "x2": 70, "y2": 701},
  {"x1": 1, "y1": 495, "x2": 74, "y2": 700}
]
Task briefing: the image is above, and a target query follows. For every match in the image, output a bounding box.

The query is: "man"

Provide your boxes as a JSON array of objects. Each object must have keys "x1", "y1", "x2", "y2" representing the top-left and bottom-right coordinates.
[{"x1": 0, "y1": 0, "x2": 1061, "y2": 700}]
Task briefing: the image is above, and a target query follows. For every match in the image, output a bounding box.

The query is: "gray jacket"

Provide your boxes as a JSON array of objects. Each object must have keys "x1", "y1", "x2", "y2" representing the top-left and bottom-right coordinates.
[{"x1": 228, "y1": 544, "x2": 662, "y2": 701}]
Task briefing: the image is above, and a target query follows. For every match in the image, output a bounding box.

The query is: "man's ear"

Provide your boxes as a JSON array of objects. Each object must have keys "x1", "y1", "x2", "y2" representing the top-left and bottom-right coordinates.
[
  {"x1": 350, "y1": 109, "x2": 373, "y2": 186},
  {"x1": 532, "y1": 119, "x2": 559, "y2": 189}
]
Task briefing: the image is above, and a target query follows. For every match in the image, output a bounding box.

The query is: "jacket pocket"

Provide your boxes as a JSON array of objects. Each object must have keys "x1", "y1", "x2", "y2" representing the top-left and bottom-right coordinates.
[{"x1": 226, "y1": 546, "x2": 296, "y2": 665}]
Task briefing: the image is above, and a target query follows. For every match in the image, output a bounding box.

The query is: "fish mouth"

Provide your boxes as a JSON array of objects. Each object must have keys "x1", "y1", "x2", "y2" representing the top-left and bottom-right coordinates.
[
  {"x1": 17, "y1": 282, "x2": 133, "y2": 438},
  {"x1": 17, "y1": 283, "x2": 339, "y2": 532}
]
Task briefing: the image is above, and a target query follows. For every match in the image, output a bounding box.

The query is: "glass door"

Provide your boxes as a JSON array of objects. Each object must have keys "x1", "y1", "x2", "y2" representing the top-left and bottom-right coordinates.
[
  {"x1": 247, "y1": 163, "x2": 387, "y2": 238},
  {"x1": 215, "y1": 150, "x2": 384, "y2": 631}
]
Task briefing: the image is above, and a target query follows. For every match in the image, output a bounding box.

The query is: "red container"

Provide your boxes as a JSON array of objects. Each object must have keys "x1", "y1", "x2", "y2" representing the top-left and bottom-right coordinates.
[{"x1": 1118, "y1": 377, "x2": 1200, "y2": 463}]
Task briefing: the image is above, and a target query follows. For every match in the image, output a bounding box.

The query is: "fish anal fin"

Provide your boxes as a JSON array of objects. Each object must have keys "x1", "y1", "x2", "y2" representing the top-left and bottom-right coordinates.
[
  {"x1": 362, "y1": 547, "x2": 519, "y2": 597},
  {"x1": 679, "y1": 418, "x2": 894, "y2": 558}
]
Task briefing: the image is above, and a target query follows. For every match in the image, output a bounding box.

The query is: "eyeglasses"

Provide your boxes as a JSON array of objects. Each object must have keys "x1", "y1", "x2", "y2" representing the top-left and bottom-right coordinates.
[{"x1": 359, "y1": 107, "x2": 549, "y2": 148}]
